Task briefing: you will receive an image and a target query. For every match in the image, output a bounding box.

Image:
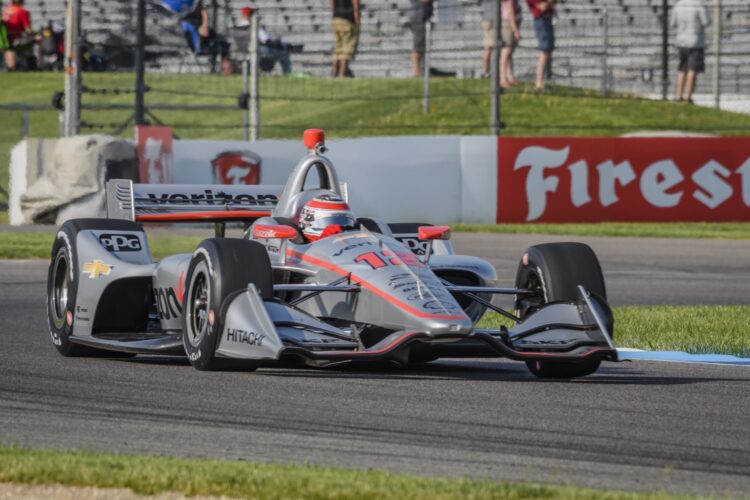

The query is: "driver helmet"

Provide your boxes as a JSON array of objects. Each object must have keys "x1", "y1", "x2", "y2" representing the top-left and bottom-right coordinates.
[{"x1": 297, "y1": 194, "x2": 355, "y2": 242}]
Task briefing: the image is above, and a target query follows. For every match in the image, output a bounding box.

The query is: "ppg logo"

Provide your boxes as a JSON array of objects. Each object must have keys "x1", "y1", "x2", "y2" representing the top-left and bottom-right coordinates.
[
  {"x1": 99, "y1": 233, "x2": 142, "y2": 252},
  {"x1": 397, "y1": 237, "x2": 432, "y2": 256}
]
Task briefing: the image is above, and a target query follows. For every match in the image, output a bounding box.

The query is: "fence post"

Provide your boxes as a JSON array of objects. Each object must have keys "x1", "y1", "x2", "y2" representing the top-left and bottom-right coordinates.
[
  {"x1": 422, "y1": 21, "x2": 432, "y2": 114},
  {"x1": 600, "y1": 7, "x2": 609, "y2": 97},
  {"x1": 21, "y1": 111, "x2": 30, "y2": 138},
  {"x1": 712, "y1": 0, "x2": 722, "y2": 109},
  {"x1": 134, "y1": 0, "x2": 146, "y2": 126},
  {"x1": 489, "y1": 0, "x2": 500, "y2": 135},
  {"x1": 63, "y1": 0, "x2": 81, "y2": 136},
  {"x1": 249, "y1": 12, "x2": 260, "y2": 141},
  {"x1": 661, "y1": 0, "x2": 669, "y2": 100}
]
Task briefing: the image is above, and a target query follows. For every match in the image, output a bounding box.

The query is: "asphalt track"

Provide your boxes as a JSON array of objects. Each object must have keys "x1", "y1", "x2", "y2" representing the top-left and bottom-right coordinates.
[{"x1": 1, "y1": 233, "x2": 749, "y2": 497}]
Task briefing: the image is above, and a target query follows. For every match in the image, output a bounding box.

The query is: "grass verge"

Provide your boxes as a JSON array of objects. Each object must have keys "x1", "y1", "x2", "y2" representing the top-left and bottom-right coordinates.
[
  {"x1": 0, "y1": 445, "x2": 692, "y2": 499},
  {"x1": 1, "y1": 221, "x2": 749, "y2": 261},
  {"x1": 0, "y1": 232, "x2": 204, "y2": 260},
  {"x1": 479, "y1": 306, "x2": 750, "y2": 357},
  {"x1": 453, "y1": 223, "x2": 750, "y2": 240}
]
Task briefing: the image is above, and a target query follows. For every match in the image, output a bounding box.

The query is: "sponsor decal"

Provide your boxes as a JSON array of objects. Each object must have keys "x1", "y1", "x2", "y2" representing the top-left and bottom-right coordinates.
[
  {"x1": 136, "y1": 126, "x2": 173, "y2": 184},
  {"x1": 226, "y1": 328, "x2": 265, "y2": 346},
  {"x1": 154, "y1": 287, "x2": 183, "y2": 320},
  {"x1": 498, "y1": 137, "x2": 750, "y2": 222},
  {"x1": 332, "y1": 240, "x2": 374, "y2": 257},
  {"x1": 76, "y1": 306, "x2": 88, "y2": 313},
  {"x1": 396, "y1": 237, "x2": 433, "y2": 256},
  {"x1": 99, "y1": 233, "x2": 142, "y2": 252},
  {"x1": 82, "y1": 260, "x2": 112, "y2": 279},
  {"x1": 144, "y1": 190, "x2": 278, "y2": 207},
  {"x1": 75, "y1": 315, "x2": 90, "y2": 323},
  {"x1": 212, "y1": 150, "x2": 261, "y2": 185}
]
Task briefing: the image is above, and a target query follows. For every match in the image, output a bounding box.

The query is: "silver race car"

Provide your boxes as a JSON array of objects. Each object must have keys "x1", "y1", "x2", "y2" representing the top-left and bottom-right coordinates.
[{"x1": 47, "y1": 130, "x2": 617, "y2": 378}]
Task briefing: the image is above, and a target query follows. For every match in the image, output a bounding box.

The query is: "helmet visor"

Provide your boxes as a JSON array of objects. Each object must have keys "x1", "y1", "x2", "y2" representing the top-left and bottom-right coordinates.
[{"x1": 308, "y1": 214, "x2": 356, "y2": 232}]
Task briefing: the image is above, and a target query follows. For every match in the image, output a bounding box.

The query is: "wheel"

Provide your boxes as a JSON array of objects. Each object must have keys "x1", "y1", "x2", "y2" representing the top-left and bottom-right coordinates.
[
  {"x1": 182, "y1": 238, "x2": 273, "y2": 371},
  {"x1": 47, "y1": 219, "x2": 142, "y2": 357},
  {"x1": 514, "y1": 242, "x2": 612, "y2": 379}
]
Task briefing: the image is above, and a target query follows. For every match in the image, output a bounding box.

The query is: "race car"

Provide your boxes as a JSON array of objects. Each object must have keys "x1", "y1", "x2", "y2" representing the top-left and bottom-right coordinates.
[{"x1": 47, "y1": 129, "x2": 617, "y2": 379}]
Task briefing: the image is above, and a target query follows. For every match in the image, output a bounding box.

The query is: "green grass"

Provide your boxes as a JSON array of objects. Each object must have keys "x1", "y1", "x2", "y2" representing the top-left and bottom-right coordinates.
[
  {"x1": 4, "y1": 72, "x2": 750, "y2": 209},
  {"x1": 453, "y1": 223, "x2": 750, "y2": 240},
  {"x1": 0, "y1": 232, "x2": 203, "y2": 260},
  {"x1": 479, "y1": 306, "x2": 750, "y2": 357},
  {"x1": 0, "y1": 221, "x2": 748, "y2": 261},
  {"x1": 0, "y1": 445, "x2": 695, "y2": 499}
]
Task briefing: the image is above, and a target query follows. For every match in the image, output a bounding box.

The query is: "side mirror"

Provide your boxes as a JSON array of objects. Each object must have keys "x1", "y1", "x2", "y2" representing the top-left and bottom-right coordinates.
[
  {"x1": 418, "y1": 225, "x2": 451, "y2": 241},
  {"x1": 252, "y1": 224, "x2": 298, "y2": 240}
]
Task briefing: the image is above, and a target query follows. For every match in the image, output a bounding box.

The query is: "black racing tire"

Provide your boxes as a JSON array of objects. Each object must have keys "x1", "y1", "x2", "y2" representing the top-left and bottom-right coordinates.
[
  {"x1": 47, "y1": 219, "x2": 141, "y2": 358},
  {"x1": 182, "y1": 238, "x2": 273, "y2": 371},
  {"x1": 514, "y1": 242, "x2": 611, "y2": 379}
]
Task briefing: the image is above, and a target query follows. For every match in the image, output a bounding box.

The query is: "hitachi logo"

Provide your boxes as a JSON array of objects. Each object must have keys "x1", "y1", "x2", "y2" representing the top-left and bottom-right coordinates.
[
  {"x1": 226, "y1": 328, "x2": 266, "y2": 346},
  {"x1": 146, "y1": 191, "x2": 278, "y2": 206}
]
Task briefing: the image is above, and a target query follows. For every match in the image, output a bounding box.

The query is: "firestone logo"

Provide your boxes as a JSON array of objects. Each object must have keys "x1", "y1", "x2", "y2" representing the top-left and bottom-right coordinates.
[{"x1": 514, "y1": 146, "x2": 750, "y2": 221}]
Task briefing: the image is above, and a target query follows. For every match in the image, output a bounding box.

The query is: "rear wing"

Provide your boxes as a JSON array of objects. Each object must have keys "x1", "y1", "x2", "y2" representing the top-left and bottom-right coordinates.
[{"x1": 106, "y1": 179, "x2": 283, "y2": 223}]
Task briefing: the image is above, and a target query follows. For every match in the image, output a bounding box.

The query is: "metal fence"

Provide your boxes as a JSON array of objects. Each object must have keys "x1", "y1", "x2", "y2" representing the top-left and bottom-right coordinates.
[{"x1": 9, "y1": 0, "x2": 750, "y2": 140}]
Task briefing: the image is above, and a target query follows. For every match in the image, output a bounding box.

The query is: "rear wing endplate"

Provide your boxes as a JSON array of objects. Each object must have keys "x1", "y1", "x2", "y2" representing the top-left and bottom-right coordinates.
[{"x1": 106, "y1": 179, "x2": 283, "y2": 223}]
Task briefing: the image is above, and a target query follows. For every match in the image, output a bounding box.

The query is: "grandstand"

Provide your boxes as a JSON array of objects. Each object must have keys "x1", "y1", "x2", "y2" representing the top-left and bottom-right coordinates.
[{"x1": 19, "y1": 0, "x2": 750, "y2": 98}]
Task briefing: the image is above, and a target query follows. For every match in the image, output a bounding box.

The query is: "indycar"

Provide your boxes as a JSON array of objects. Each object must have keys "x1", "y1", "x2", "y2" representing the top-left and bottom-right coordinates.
[{"x1": 47, "y1": 129, "x2": 617, "y2": 379}]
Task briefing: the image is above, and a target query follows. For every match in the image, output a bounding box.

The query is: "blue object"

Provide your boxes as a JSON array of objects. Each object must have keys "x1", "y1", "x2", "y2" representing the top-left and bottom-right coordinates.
[{"x1": 159, "y1": 0, "x2": 199, "y2": 17}]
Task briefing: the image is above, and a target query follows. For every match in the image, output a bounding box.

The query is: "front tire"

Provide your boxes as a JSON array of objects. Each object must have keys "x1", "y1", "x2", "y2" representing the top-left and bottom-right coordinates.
[
  {"x1": 47, "y1": 219, "x2": 141, "y2": 357},
  {"x1": 182, "y1": 238, "x2": 273, "y2": 371},
  {"x1": 515, "y1": 242, "x2": 611, "y2": 379}
]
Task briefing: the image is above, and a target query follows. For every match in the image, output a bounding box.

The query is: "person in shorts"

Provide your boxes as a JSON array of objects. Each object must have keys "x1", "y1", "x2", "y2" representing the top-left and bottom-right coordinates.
[
  {"x1": 526, "y1": 0, "x2": 556, "y2": 90},
  {"x1": 500, "y1": 0, "x2": 522, "y2": 87},
  {"x1": 331, "y1": 0, "x2": 359, "y2": 78},
  {"x1": 408, "y1": 0, "x2": 433, "y2": 77},
  {"x1": 671, "y1": 0, "x2": 711, "y2": 103}
]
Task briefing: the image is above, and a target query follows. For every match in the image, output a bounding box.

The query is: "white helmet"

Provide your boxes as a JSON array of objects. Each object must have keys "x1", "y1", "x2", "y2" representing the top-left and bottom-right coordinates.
[{"x1": 297, "y1": 194, "x2": 355, "y2": 241}]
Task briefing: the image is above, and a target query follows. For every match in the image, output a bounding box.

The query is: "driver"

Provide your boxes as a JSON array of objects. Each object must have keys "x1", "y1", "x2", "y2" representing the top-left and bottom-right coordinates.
[{"x1": 296, "y1": 194, "x2": 356, "y2": 242}]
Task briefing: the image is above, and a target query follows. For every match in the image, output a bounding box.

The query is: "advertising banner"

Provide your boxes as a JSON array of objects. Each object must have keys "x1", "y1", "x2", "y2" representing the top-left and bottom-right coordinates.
[
  {"x1": 498, "y1": 137, "x2": 750, "y2": 222},
  {"x1": 211, "y1": 150, "x2": 261, "y2": 185},
  {"x1": 135, "y1": 126, "x2": 173, "y2": 184}
]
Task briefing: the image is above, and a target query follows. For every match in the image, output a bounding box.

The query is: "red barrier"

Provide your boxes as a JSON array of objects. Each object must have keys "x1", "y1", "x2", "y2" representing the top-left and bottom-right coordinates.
[{"x1": 497, "y1": 137, "x2": 750, "y2": 222}]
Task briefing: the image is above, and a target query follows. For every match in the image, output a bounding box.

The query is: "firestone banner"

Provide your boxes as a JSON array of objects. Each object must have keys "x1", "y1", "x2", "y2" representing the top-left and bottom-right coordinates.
[{"x1": 498, "y1": 137, "x2": 750, "y2": 222}]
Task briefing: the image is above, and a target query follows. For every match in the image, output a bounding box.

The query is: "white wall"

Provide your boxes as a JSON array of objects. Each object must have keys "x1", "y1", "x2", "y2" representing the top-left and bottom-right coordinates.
[
  {"x1": 172, "y1": 135, "x2": 498, "y2": 224},
  {"x1": 9, "y1": 135, "x2": 498, "y2": 225}
]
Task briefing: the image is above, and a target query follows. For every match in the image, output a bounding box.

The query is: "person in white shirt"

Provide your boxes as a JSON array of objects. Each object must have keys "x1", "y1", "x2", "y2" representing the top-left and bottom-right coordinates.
[{"x1": 670, "y1": 0, "x2": 711, "y2": 103}]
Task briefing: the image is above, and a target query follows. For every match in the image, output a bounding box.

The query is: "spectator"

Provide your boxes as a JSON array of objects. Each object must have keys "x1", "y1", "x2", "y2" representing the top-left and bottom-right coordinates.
[
  {"x1": 160, "y1": 0, "x2": 232, "y2": 75},
  {"x1": 480, "y1": 0, "x2": 497, "y2": 78},
  {"x1": 526, "y1": 0, "x2": 556, "y2": 90},
  {"x1": 2, "y1": 0, "x2": 32, "y2": 71},
  {"x1": 500, "y1": 0, "x2": 521, "y2": 87},
  {"x1": 236, "y1": 5, "x2": 301, "y2": 75},
  {"x1": 407, "y1": 0, "x2": 433, "y2": 77},
  {"x1": 671, "y1": 0, "x2": 711, "y2": 104},
  {"x1": 331, "y1": 0, "x2": 359, "y2": 78}
]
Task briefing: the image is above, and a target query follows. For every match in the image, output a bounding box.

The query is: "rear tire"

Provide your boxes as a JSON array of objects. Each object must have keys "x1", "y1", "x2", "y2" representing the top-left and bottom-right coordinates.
[
  {"x1": 514, "y1": 242, "x2": 611, "y2": 379},
  {"x1": 182, "y1": 238, "x2": 273, "y2": 371},
  {"x1": 47, "y1": 219, "x2": 142, "y2": 357}
]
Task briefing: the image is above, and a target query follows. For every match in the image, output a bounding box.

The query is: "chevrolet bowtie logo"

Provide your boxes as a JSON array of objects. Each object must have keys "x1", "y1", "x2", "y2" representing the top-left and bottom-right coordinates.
[{"x1": 82, "y1": 260, "x2": 112, "y2": 279}]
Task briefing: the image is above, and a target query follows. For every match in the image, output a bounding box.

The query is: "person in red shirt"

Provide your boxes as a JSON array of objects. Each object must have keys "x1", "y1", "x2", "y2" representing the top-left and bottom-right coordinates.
[
  {"x1": 2, "y1": 0, "x2": 32, "y2": 70},
  {"x1": 526, "y1": 0, "x2": 556, "y2": 90}
]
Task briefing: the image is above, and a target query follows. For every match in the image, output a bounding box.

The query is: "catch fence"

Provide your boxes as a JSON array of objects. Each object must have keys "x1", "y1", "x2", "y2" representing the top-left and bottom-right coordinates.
[{"x1": 10, "y1": 0, "x2": 750, "y2": 139}]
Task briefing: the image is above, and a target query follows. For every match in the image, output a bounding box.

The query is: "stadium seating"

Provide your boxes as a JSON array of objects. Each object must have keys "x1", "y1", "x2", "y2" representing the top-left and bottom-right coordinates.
[{"x1": 20, "y1": 0, "x2": 750, "y2": 97}]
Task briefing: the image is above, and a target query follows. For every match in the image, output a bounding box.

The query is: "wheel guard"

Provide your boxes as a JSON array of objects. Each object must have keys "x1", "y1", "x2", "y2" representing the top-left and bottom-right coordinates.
[{"x1": 473, "y1": 286, "x2": 617, "y2": 363}]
